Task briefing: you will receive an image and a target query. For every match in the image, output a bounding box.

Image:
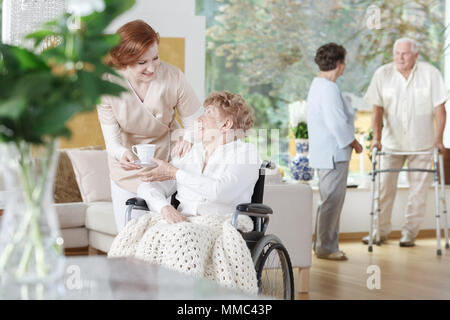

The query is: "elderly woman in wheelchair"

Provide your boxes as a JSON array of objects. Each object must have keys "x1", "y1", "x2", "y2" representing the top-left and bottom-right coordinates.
[{"x1": 108, "y1": 91, "x2": 294, "y2": 299}]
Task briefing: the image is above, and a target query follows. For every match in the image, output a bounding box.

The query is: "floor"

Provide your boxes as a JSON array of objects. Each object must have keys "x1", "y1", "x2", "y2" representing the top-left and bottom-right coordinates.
[
  {"x1": 65, "y1": 237, "x2": 450, "y2": 300},
  {"x1": 297, "y1": 237, "x2": 450, "y2": 300}
]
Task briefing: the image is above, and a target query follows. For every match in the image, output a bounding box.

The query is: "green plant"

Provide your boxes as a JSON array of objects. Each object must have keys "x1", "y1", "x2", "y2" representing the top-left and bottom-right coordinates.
[
  {"x1": 291, "y1": 121, "x2": 308, "y2": 139},
  {"x1": 0, "y1": 0, "x2": 135, "y2": 144},
  {"x1": 0, "y1": 0, "x2": 135, "y2": 290},
  {"x1": 365, "y1": 128, "x2": 373, "y2": 152}
]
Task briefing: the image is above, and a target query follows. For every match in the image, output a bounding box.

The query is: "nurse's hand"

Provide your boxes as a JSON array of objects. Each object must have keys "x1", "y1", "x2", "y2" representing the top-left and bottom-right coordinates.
[
  {"x1": 139, "y1": 158, "x2": 178, "y2": 182},
  {"x1": 172, "y1": 139, "x2": 193, "y2": 158},
  {"x1": 161, "y1": 205, "x2": 189, "y2": 224},
  {"x1": 120, "y1": 150, "x2": 141, "y2": 170}
]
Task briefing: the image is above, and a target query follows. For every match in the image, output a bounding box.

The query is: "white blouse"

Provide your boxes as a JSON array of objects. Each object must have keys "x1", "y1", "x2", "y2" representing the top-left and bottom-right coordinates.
[{"x1": 136, "y1": 140, "x2": 261, "y2": 216}]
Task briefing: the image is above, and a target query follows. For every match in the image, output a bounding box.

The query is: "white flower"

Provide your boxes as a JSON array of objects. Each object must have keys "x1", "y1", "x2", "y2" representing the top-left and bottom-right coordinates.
[
  {"x1": 288, "y1": 100, "x2": 307, "y2": 127},
  {"x1": 67, "y1": 0, "x2": 105, "y2": 17}
]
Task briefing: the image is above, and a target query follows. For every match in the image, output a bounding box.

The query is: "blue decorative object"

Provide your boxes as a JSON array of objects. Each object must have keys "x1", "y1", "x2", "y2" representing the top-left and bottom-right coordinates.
[
  {"x1": 290, "y1": 139, "x2": 313, "y2": 181},
  {"x1": 295, "y1": 140, "x2": 309, "y2": 154}
]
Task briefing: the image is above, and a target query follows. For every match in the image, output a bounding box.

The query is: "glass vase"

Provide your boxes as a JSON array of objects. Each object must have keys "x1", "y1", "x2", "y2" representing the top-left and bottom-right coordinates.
[{"x1": 0, "y1": 140, "x2": 65, "y2": 299}]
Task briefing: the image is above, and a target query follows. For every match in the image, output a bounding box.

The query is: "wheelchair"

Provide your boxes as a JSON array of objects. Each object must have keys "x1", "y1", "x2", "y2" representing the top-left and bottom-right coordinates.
[{"x1": 124, "y1": 160, "x2": 295, "y2": 300}]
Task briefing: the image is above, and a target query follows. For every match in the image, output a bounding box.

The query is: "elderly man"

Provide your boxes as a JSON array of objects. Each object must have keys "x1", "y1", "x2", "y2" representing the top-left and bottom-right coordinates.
[{"x1": 363, "y1": 37, "x2": 447, "y2": 247}]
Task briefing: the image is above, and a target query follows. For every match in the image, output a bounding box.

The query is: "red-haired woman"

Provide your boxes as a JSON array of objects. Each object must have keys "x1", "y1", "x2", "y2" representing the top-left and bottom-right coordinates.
[{"x1": 98, "y1": 20, "x2": 202, "y2": 231}]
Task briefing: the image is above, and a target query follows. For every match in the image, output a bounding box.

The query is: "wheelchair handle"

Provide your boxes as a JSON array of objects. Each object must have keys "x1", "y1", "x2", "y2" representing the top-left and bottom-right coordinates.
[{"x1": 261, "y1": 160, "x2": 276, "y2": 170}]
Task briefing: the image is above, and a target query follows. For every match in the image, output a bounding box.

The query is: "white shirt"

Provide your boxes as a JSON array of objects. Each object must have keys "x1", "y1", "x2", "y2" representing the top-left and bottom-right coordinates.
[
  {"x1": 136, "y1": 140, "x2": 261, "y2": 216},
  {"x1": 307, "y1": 77, "x2": 355, "y2": 169},
  {"x1": 364, "y1": 61, "x2": 448, "y2": 151}
]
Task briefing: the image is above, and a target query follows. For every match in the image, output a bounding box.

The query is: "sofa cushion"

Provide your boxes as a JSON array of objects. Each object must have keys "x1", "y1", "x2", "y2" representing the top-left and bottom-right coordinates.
[
  {"x1": 88, "y1": 230, "x2": 115, "y2": 253},
  {"x1": 55, "y1": 202, "x2": 87, "y2": 228},
  {"x1": 66, "y1": 149, "x2": 112, "y2": 203},
  {"x1": 54, "y1": 150, "x2": 83, "y2": 203},
  {"x1": 85, "y1": 202, "x2": 117, "y2": 236},
  {"x1": 54, "y1": 146, "x2": 103, "y2": 203},
  {"x1": 60, "y1": 227, "x2": 89, "y2": 249}
]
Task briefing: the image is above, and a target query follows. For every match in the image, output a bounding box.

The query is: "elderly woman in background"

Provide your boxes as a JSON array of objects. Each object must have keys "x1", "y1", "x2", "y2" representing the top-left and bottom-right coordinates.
[
  {"x1": 98, "y1": 20, "x2": 202, "y2": 232},
  {"x1": 307, "y1": 43, "x2": 362, "y2": 261},
  {"x1": 108, "y1": 91, "x2": 261, "y2": 294}
]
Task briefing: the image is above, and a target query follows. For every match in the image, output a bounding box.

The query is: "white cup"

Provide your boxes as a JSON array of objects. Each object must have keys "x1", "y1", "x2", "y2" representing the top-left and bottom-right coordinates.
[{"x1": 131, "y1": 144, "x2": 156, "y2": 164}]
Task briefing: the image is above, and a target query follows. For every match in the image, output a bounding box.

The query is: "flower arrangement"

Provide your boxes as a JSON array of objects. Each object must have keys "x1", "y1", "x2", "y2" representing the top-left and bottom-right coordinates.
[
  {"x1": 288, "y1": 100, "x2": 308, "y2": 139},
  {"x1": 287, "y1": 100, "x2": 313, "y2": 181}
]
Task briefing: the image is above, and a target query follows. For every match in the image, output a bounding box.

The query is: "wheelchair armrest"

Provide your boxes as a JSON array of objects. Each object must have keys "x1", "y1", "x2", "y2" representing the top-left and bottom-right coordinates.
[
  {"x1": 125, "y1": 197, "x2": 150, "y2": 211},
  {"x1": 231, "y1": 203, "x2": 272, "y2": 233},
  {"x1": 236, "y1": 203, "x2": 273, "y2": 215}
]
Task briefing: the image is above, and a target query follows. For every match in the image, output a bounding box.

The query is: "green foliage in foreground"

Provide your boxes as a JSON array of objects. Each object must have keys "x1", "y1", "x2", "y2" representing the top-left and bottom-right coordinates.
[{"x1": 0, "y1": 0, "x2": 135, "y2": 144}]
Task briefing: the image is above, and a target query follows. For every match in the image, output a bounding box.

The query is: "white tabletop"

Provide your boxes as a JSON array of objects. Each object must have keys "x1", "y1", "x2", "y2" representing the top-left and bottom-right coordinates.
[{"x1": 62, "y1": 256, "x2": 261, "y2": 300}]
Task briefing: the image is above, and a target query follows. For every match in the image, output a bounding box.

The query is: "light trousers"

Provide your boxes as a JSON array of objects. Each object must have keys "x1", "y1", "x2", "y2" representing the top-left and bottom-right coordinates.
[
  {"x1": 110, "y1": 180, "x2": 149, "y2": 232},
  {"x1": 376, "y1": 149, "x2": 433, "y2": 238},
  {"x1": 313, "y1": 161, "x2": 349, "y2": 256}
]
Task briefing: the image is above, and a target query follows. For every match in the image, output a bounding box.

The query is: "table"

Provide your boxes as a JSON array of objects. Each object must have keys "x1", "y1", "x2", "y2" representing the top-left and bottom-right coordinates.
[{"x1": 62, "y1": 256, "x2": 260, "y2": 300}]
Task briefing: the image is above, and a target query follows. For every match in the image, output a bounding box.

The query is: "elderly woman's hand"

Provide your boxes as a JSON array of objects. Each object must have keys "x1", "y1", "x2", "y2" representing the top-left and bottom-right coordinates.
[
  {"x1": 161, "y1": 205, "x2": 189, "y2": 224},
  {"x1": 171, "y1": 139, "x2": 193, "y2": 158},
  {"x1": 350, "y1": 139, "x2": 363, "y2": 154},
  {"x1": 138, "y1": 158, "x2": 178, "y2": 182}
]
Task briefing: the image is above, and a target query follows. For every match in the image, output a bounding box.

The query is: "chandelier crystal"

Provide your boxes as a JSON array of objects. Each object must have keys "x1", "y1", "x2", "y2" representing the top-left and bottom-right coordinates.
[{"x1": 3, "y1": 0, "x2": 66, "y2": 46}]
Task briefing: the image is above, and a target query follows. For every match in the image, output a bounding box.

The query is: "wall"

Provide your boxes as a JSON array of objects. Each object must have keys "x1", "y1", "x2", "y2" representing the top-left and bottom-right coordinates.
[{"x1": 311, "y1": 185, "x2": 450, "y2": 235}]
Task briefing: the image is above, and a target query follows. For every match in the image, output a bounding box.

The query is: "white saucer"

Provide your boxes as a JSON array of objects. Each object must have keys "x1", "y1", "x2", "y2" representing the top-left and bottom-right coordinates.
[{"x1": 133, "y1": 160, "x2": 157, "y2": 168}]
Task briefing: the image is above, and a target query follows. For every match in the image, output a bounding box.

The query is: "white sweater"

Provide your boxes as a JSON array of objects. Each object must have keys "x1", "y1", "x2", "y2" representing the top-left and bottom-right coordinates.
[{"x1": 137, "y1": 140, "x2": 261, "y2": 216}]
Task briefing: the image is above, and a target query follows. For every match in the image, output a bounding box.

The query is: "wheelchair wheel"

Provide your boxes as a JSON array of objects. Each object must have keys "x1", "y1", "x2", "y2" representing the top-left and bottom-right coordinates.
[{"x1": 252, "y1": 234, "x2": 295, "y2": 300}]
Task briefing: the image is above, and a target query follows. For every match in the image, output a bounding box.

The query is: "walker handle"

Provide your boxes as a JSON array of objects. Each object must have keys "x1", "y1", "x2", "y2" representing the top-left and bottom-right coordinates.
[
  {"x1": 434, "y1": 147, "x2": 440, "y2": 162},
  {"x1": 371, "y1": 147, "x2": 378, "y2": 163}
]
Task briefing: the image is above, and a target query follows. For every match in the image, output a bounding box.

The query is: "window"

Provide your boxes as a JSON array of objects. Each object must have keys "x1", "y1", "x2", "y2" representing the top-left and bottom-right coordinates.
[{"x1": 196, "y1": 0, "x2": 446, "y2": 180}]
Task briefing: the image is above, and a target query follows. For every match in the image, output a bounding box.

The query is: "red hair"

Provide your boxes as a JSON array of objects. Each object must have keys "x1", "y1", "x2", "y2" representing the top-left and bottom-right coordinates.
[{"x1": 106, "y1": 20, "x2": 160, "y2": 69}]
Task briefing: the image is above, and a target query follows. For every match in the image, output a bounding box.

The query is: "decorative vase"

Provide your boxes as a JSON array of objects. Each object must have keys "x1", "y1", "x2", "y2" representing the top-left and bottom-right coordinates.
[
  {"x1": 0, "y1": 140, "x2": 65, "y2": 299},
  {"x1": 289, "y1": 139, "x2": 313, "y2": 181}
]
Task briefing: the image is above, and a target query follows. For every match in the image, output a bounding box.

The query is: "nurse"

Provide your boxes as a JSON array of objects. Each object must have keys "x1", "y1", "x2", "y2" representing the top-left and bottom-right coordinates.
[{"x1": 97, "y1": 20, "x2": 202, "y2": 231}]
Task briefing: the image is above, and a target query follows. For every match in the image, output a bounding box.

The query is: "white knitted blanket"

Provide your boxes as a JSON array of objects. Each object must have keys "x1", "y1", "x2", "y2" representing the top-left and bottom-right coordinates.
[{"x1": 108, "y1": 213, "x2": 258, "y2": 295}]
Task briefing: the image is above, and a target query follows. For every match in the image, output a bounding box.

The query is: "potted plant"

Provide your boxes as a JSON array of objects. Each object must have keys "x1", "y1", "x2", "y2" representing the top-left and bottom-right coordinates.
[
  {"x1": 288, "y1": 101, "x2": 313, "y2": 181},
  {"x1": 0, "y1": 0, "x2": 135, "y2": 299}
]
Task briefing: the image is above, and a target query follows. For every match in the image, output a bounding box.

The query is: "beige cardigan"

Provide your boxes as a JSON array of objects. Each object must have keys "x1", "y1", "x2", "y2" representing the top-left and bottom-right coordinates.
[{"x1": 97, "y1": 61, "x2": 201, "y2": 193}]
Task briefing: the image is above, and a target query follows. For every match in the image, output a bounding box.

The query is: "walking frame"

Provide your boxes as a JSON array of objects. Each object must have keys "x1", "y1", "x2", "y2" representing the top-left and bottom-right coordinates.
[{"x1": 369, "y1": 147, "x2": 450, "y2": 255}]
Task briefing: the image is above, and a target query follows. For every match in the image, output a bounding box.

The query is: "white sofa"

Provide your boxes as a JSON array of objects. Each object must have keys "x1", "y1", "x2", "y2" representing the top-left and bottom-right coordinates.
[
  {"x1": 56, "y1": 180, "x2": 313, "y2": 293},
  {"x1": 52, "y1": 150, "x2": 313, "y2": 293}
]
